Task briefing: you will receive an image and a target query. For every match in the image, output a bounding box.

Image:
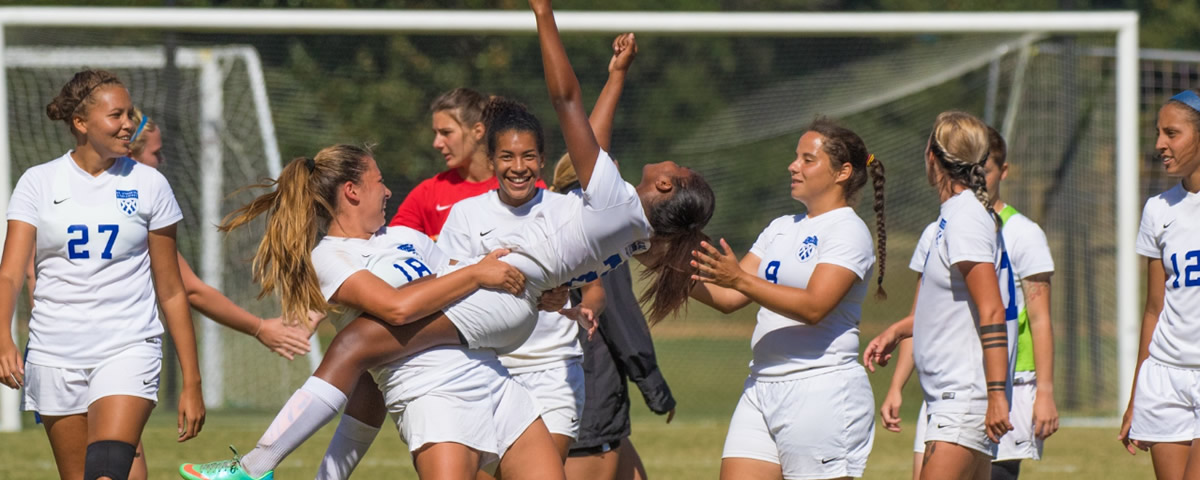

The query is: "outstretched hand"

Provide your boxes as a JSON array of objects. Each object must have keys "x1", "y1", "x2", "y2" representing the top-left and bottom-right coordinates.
[
  {"x1": 609, "y1": 33, "x2": 638, "y2": 73},
  {"x1": 690, "y1": 239, "x2": 744, "y2": 289},
  {"x1": 256, "y1": 317, "x2": 312, "y2": 361},
  {"x1": 862, "y1": 327, "x2": 902, "y2": 373},
  {"x1": 560, "y1": 305, "x2": 597, "y2": 340}
]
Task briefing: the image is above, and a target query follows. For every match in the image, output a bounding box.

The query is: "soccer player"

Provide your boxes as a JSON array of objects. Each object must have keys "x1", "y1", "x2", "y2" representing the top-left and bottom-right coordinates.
[
  {"x1": 0, "y1": 70, "x2": 204, "y2": 480},
  {"x1": 440, "y1": 97, "x2": 602, "y2": 460},
  {"x1": 883, "y1": 126, "x2": 1058, "y2": 480},
  {"x1": 181, "y1": 3, "x2": 715, "y2": 474},
  {"x1": 1120, "y1": 90, "x2": 1200, "y2": 479},
  {"x1": 387, "y1": 87, "x2": 545, "y2": 240},
  {"x1": 689, "y1": 118, "x2": 886, "y2": 480},
  {"x1": 864, "y1": 111, "x2": 1011, "y2": 480}
]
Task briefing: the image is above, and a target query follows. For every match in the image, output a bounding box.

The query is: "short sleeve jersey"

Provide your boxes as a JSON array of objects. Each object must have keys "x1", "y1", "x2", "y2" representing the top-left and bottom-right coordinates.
[
  {"x1": 1136, "y1": 183, "x2": 1200, "y2": 368},
  {"x1": 997, "y1": 206, "x2": 1055, "y2": 373},
  {"x1": 476, "y1": 150, "x2": 652, "y2": 293},
  {"x1": 311, "y1": 226, "x2": 494, "y2": 397},
  {"x1": 912, "y1": 190, "x2": 1003, "y2": 414},
  {"x1": 8, "y1": 154, "x2": 182, "y2": 368},
  {"x1": 746, "y1": 207, "x2": 874, "y2": 379},
  {"x1": 910, "y1": 221, "x2": 939, "y2": 273},
  {"x1": 387, "y1": 169, "x2": 546, "y2": 240},
  {"x1": 439, "y1": 189, "x2": 583, "y2": 373}
]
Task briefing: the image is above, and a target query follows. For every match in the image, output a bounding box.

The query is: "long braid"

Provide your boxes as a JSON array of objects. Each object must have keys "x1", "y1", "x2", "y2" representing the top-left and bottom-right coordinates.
[{"x1": 869, "y1": 157, "x2": 887, "y2": 299}]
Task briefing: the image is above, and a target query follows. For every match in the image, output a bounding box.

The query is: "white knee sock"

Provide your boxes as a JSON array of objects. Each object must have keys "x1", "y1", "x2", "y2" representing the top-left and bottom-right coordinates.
[
  {"x1": 315, "y1": 414, "x2": 382, "y2": 480},
  {"x1": 240, "y1": 377, "x2": 347, "y2": 477}
]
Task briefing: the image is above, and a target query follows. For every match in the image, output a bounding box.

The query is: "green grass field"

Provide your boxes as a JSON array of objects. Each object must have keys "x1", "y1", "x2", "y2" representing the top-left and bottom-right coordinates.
[{"x1": 0, "y1": 332, "x2": 1154, "y2": 479}]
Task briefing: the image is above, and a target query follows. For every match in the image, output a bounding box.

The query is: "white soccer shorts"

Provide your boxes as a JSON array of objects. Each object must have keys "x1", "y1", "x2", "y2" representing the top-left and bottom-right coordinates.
[
  {"x1": 722, "y1": 365, "x2": 874, "y2": 479},
  {"x1": 511, "y1": 362, "x2": 585, "y2": 439},
  {"x1": 1129, "y1": 357, "x2": 1200, "y2": 443},
  {"x1": 995, "y1": 374, "x2": 1043, "y2": 461},
  {"x1": 23, "y1": 339, "x2": 161, "y2": 416}
]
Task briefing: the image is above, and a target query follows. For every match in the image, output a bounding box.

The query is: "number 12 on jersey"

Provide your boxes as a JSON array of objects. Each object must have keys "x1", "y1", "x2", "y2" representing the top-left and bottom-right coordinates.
[
  {"x1": 1169, "y1": 250, "x2": 1200, "y2": 288},
  {"x1": 67, "y1": 224, "x2": 120, "y2": 260}
]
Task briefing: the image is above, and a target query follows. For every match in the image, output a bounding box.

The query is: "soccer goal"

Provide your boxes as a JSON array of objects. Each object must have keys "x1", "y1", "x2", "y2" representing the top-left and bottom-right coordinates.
[{"x1": 0, "y1": 8, "x2": 1140, "y2": 431}]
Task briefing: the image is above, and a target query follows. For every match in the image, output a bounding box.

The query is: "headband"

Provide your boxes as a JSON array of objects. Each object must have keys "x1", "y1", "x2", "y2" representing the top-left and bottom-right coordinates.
[
  {"x1": 130, "y1": 115, "x2": 149, "y2": 144},
  {"x1": 1171, "y1": 90, "x2": 1200, "y2": 113}
]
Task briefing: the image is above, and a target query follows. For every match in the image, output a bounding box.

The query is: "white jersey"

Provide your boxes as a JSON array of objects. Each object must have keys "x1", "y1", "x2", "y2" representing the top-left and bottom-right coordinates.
[
  {"x1": 8, "y1": 153, "x2": 182, "y2": 368},
  {"x1": 311, "y1": 226, "x2": 503, "y2": 398},
  {"x1": 1137, "y1": 183, "x2": 1200, "y2": 369},
  {"x1": 909, "y1": 221, "x2": 939, "y2": 273},
  {"x1": 475, "y1": 149, "x2": 652, "y2": 294},
  {"x1": 746, "y1": 207, "x2": 874, "y2": 379},
  {"x1": 912, "y1": 190, "x2": 1004, "y2": 414},
  {"x1": 439, "y1": 189, "x2": 583, "y2": 373}
]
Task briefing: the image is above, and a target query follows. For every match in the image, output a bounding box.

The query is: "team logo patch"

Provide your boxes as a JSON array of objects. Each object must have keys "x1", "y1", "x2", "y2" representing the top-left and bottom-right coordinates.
[
  {"x1": 626, "y1": 240, "x2": 651, "y2": 257},
  {"x1": 116, "y1": 189, "x2": 139, "y2": 216},
  {"x1": 797, "y1": 235, "x2": 818, "y2": 262},
  {"x1": 396, "y1": 243, "x2": 416, "y2": 253}
]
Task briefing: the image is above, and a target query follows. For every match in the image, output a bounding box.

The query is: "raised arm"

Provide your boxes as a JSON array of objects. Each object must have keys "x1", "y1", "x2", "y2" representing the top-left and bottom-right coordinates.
[
  {"x1": 531, "y1": 0, "x2": 602, "y2": 189},
  {"x1": 589, "y1": 33, "x2": 637, "y2": 151}
]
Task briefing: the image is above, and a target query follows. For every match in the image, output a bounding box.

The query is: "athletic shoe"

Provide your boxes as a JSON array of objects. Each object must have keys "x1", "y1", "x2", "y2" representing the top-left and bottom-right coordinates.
[{"x1": 179, "y1": 446, "x2": 273, "y2": 480}]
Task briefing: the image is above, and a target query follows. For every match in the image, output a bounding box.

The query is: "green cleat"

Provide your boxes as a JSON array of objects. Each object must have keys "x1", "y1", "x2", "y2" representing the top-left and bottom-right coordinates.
[{"x1": 179, "y1": 446, "x2": 273, "y2": 480}]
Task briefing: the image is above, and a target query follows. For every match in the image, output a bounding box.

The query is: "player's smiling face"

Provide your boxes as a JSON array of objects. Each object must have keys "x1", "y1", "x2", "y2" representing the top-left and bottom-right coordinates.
[
  {"x1": 789, "y1": 131, "x2": 840, "y2": 204},
  {"x1": 74, "y1": 85, "x2": 135, "y2": 160},
  {"x1": 1156, "y1": 103, "x2": 1200, "y2": 182},
  {"x1": 492, "y1": 129, "x2": 543, "y2": 207},
  {"x1": 432, "y1": 110, "x2": 483, "y2": 171},
  {"x1": 356, "y1": 156, "x2": 392, "y2": 230}
]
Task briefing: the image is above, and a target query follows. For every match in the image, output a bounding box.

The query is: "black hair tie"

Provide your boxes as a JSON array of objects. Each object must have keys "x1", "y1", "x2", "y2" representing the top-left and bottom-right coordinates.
[{"x1": 305, "y1": 157, "x2": 315, "y2": 172}]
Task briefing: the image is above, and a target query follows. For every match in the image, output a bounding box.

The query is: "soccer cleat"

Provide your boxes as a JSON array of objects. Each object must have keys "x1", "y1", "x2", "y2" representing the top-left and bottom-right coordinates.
[{"x1": 179, "y1": 446, "x2": 273, "y2": 480}]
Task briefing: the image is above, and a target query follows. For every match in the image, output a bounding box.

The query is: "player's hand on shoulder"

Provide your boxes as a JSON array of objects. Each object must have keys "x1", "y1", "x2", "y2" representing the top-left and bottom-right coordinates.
[
  {"x1": 477, "y1": 248, "x2": 526, "y2": 295},
  {"x1": 609, "y1": 33, "x2": 638, "y2": 73},
  {"x1": 537, "y1": 286, "x2": 569, "y2": 312}
]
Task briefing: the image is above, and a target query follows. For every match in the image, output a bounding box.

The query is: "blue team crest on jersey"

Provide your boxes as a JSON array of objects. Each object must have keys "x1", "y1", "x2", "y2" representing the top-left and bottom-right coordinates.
[
  {"x1": 396, "y1": 243, "x2": 416, "y2": 253},
  {"x1": 797, "y1": 235, "x2": 818, "y2": 262},
  {"x1": 116, "y1": 189, "x2": 139, "y2": 216}
]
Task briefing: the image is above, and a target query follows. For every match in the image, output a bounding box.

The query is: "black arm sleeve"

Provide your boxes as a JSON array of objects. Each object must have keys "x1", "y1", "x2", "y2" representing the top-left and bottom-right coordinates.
[{"x1": 594, "y1": 263, "x2": 675, "y2": 414}]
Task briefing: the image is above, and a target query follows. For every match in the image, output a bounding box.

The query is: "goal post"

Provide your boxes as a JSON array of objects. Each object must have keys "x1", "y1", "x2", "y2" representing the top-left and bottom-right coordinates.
[{"x1": 0, "y1": 8, "x2": 1141, "y2": 431}]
